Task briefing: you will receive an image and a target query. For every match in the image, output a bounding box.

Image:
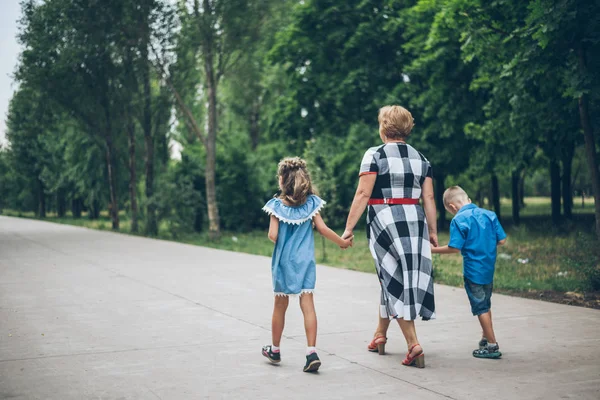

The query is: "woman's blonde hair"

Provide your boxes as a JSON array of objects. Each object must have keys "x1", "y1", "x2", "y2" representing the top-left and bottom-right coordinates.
[
  {"x1": 378, "y1": 105, "x2": 414, "y2": 140},
  {"x1": 277, "y1": 157, "x2": 315, "y2": 206}
]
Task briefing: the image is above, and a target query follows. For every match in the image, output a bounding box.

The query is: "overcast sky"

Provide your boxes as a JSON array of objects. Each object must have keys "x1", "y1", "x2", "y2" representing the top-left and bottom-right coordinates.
[{"x1": 0, "y1": 1, "x2": 21, "y2": 145}]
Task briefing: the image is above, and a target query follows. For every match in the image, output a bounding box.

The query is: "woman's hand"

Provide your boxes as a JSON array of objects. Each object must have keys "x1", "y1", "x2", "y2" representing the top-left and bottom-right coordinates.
[
  {"x1": 342, "y1": 229, "x2": 354, "y2": 241},
  {"x1": 429, "y1": 232, "x2": 439, "y2": 248},
  {"x1": 340, "y1": 230, "x2": 354, "y2": 250}
]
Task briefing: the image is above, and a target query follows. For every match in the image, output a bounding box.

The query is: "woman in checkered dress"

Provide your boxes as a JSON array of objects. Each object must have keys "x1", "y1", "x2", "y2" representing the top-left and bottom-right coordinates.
[{"x1": 342, "y1": 106, "x2": 438, "y2": 368}]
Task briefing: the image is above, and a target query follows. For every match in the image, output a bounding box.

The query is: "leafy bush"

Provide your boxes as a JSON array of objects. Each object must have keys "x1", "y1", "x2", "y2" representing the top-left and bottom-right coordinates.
[
  {"x1": 563, "y1": 232, "x2": 600, "y2": 291},
  {"x1": 154, "y1": 145, "x2": 205, "y2": 237},
  {"x1": 216, "y1": 142, "x2": 266, "y2": 231}
]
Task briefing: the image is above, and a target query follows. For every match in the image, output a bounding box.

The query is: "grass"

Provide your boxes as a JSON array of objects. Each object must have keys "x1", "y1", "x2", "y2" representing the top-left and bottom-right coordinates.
[{"x1": 2, "y1": 197, "x2": 598, "y2": 298}]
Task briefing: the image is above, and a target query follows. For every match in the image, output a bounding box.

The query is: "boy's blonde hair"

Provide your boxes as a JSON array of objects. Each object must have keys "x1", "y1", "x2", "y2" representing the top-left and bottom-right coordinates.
[
  {"x1": 443, "y1": 186, "x2": 469, "y2": 209},
  {"x1": 277, "y1": 157, "x2": 315, "y2": 206},
  {"x1": 378, "y1": 105, "x2": 414, "y2": 140}
]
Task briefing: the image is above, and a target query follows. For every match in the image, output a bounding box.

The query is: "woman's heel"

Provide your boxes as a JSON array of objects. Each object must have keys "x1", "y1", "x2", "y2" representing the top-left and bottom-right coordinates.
[
  {"x1": 414, "y1": 354, "x2": 425, "y2": 368},
  {"x1": 402, "y1": 343, "x2": 425, "y2": 368},
  {"x1": 368, "y1": 336, "x2": 387, "y2": 354}
]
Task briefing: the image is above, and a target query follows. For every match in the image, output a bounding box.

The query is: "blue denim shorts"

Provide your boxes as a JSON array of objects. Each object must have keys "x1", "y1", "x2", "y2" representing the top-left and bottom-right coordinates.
[{"x1": 464, "y1": 277, "x2": 493, "y2": 316}]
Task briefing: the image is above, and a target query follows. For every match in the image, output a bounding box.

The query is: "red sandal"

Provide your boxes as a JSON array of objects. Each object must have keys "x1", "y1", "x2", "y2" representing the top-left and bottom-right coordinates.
[
  {"x1": 367, "y1": 336, "x2": 387, "y2": 355},
  {"x1": 402, "y1": 343, "x2": 425, "y2": 368}
]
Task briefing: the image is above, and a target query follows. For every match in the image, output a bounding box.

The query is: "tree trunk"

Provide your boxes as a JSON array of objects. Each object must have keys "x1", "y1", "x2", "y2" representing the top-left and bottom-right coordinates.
[
  {"x1": 511, "y1": 170, "x2": 520, "y2": 225},
  {"x1": 89, "y1": 198, "x2": 101, "y2": 220},
  {"x1": 56, "y1": 188, "x2": 66, "y2": 218},
  {"x1": 550, "y1": 159, "x2": 562, "y2": 225},
  {"x1": 491, "y1": 174, "x2": 501, "y2": 219},
  {"x1": 104, "y1": 134, "x2": 120, "y2": 230},
  {"x1": 202, "y1": 8, "x2": 221, "y2": 240},
  {"x1": 475, "y1": 189, "x2": 484, "y2": 207},
  {"x1": 562, "y1": 142, "x2": 574, "y2": 220},
  {"x1": 127, "y1": 112, "x2": 139, "y2": 233},
  {"x1": 72, "y1": 197, "x2": 82, "y2": 218},
  {"x1": 249, "y1": 100, "x2": 260, "y2": 150},
  {"x1": 577, "y1": 45, "x2": 600, "y2": 239},
  {"x1": 434, "y1": 173, "x2": 446, "y2": 230},
  {"x1": 519, "y1": 169, "x2": 526, "y2": 208},
  {"x1": 141, "y1": 17, "x2": 157, "y2": 237},
  {"x1": 193, "y1": 175, "x2": 204, "y2": 232},
  {"x1": 37, "y1": 178, "x2": 46, "y2": 218},
  {"x1": 204, "y1": 81, "x2": 220, "y2": 239}
]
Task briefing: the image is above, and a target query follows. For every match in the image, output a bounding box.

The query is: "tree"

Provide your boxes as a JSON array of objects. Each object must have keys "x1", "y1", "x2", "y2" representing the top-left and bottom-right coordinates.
[
  {"x1": 17, "y1": 0, "x2": 136, "y2": 229},
  {"x1": 525, "y1": 0, "x2": 600, "y2": 237},
  {"x1": 152, "y1": 0, "x2": 273, "y2": 238},
  {"x1": 451, "y1": 0, "x2": 586, "y2": 226},
  {"x1": 5, "y1": 86, "x2": 53, "y2": 217}
]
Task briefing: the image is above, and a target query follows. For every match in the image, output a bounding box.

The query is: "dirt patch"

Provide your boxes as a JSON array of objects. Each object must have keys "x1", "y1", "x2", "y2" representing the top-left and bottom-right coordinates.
[{"x1": 497, "y1": 289, "x2": 600, "y2": 310}]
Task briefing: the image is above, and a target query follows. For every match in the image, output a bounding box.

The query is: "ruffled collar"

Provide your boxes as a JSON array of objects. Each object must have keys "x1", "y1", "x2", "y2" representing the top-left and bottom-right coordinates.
[{"x1": 262, "y1": 195, "x2": 325, "y2": 225}]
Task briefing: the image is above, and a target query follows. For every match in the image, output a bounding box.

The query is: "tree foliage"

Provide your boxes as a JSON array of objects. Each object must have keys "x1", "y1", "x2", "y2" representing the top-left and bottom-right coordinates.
[{"x1": 1, "y1": 0, "x2": 598, "y2": 239}]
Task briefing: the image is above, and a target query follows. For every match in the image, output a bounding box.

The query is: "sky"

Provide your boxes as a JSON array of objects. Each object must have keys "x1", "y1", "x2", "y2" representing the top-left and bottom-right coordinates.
[{"x1": 0, "y1": 1, "x2": 22, "y2": 146}]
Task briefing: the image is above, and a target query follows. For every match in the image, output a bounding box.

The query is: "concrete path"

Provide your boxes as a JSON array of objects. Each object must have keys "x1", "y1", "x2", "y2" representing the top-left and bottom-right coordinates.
[{"x1": 0, "y1": 216, "x2": 599, "y2": 400}]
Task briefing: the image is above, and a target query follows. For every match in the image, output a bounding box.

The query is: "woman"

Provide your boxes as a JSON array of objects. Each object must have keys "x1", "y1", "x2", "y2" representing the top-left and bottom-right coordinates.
[{"x1": 342, "y1": 105, "x2": 438, "y2": 368}]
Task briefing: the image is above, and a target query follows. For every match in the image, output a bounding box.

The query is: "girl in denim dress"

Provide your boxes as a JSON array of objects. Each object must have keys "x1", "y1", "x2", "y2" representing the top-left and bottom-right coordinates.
[{"x1": 261, "y1": 157, "x2": 353, "y2": 372}]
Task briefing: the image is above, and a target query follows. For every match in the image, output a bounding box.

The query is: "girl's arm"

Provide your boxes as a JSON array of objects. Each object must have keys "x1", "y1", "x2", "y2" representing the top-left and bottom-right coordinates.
[
  {"x1": 431, "y1": 245, "x2": 460, "y2": 254},
  {"x1": 313, "y1": 214, "x2": 353, "y2": 248},
  {"x1": 268, "y1": 215, "x2": 279, "y2": 243},
  {"x1": 421, "y1": 177, "x2": 439, "y2": 247},
  {"x1": 342, "y1": 174, "x2": 377, "y2": 240}
]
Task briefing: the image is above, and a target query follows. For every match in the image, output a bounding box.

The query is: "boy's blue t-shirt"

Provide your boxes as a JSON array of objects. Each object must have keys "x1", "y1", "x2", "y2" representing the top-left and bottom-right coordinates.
[{"x1": 448, "y1": 203, "x2": 507, "y2": 285}]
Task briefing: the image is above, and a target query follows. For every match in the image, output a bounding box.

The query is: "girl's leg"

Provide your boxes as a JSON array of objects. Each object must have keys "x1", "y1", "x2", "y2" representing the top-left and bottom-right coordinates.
[
  {"x1": 299, "y1": 293, "x2": 317, "y2": 347},
  {"x1": 272, "y1": 295, "x2": 289, "y2": 347}
]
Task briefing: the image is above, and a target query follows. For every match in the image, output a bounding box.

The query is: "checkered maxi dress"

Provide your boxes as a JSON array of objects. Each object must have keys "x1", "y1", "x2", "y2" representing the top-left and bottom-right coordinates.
[{"x1": 360, "y1": 143, "x2": 436, "y2": 321}]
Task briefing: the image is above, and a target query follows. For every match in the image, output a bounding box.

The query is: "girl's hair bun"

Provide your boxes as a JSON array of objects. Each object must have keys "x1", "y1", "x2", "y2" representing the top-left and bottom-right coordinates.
[
  {"x1": 277, "y1": 157, "x2": 313, "y2": 206},
  {"x1": 279, "y1": 157, "x2": 306, "y2": 171}
]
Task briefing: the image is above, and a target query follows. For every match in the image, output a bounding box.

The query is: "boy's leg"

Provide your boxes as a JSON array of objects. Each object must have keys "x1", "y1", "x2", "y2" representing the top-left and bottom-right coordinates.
[
  {"x1": 272, "y1": 295, "x2": 289, "y2": 347},
  {"x1": 477, "y1": 310, "x2": 496, "y2": 344},
  {"x1": 299, "y1": 293, "x2": 317, "y2": 347}
]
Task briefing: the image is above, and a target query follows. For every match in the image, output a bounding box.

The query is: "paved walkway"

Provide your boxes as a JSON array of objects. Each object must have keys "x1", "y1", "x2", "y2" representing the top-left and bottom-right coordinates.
[{"x1": 0, "y1": 216, "x2": 599, "y2": 400}]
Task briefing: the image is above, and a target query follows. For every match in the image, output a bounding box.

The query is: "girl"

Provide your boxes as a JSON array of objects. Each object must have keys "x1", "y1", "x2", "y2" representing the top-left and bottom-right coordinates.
[{"x1": 261, "y1": 157, "x2": 353, "y2": 373}]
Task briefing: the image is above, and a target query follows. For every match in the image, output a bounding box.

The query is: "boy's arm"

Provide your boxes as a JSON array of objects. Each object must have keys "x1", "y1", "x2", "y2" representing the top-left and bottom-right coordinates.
[
  {"x1": 494, "y1": 215, "x2": 507, "y2": 246},
  {"x1": 431, "y1": 245, "x2": 460, "y2": 254},
  {"x1": 268, "y1": 215, "x2": 279, "y2": 243},
  {"x1": 313, "y1": 214, "x2": 353, "y2": 248}
]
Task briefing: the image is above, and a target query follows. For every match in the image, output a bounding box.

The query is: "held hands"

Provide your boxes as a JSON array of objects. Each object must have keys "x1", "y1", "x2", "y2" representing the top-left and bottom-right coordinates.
[
  {"x1": 340, "y1": 229, "x2": 354, "y2": 249},
  {"x1": 340, "y1": 235, "x2": 354, "y2": 249}
]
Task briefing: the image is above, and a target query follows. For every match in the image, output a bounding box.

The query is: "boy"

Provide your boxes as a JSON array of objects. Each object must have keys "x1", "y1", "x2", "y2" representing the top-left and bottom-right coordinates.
[{"x1": 432, "y1": 186, "x2": 507, "y2": 359}]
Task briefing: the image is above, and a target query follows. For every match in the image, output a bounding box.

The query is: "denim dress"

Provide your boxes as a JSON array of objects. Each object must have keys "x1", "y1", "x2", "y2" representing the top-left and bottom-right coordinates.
[{"x1": 262, "y1": 195, "x2": 325, "y2": 296}]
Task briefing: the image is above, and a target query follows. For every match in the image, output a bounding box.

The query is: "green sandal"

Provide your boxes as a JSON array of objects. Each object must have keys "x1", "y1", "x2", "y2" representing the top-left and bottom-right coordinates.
[{"x1": 473, "y1": 343, "x2": 502, "y2": 359}]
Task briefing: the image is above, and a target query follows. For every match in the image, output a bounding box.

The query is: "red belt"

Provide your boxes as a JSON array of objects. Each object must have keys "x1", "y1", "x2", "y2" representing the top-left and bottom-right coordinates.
[{"x1": 368, "y1": 198, "x2": 419, "y2": 205}]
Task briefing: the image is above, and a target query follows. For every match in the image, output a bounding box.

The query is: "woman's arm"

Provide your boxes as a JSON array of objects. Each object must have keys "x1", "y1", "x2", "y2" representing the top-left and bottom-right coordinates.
[
  {"x1": 313, "y1": 214, "x2": 354, "y2": 248},
  {"x1": 268, "y1": 215, "x2": 279, "y2": 243},
  {"x1": 421, "y1": 177, "x2": 439, "y2": 247},
  {"x1": 342, "y1": 174, "x2": 377, "y2": 239}
]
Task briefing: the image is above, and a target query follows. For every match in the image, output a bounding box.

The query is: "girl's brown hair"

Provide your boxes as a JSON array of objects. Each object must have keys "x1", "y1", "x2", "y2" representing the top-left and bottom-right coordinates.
[{"x1": 277, "y1": 157, "x2": 315, "y2": 206}]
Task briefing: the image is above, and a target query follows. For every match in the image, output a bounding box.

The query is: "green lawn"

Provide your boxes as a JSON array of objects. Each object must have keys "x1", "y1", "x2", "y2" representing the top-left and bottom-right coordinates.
[{"x1": 2, "y1": 197, "x2": 598, "y2": 296}]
